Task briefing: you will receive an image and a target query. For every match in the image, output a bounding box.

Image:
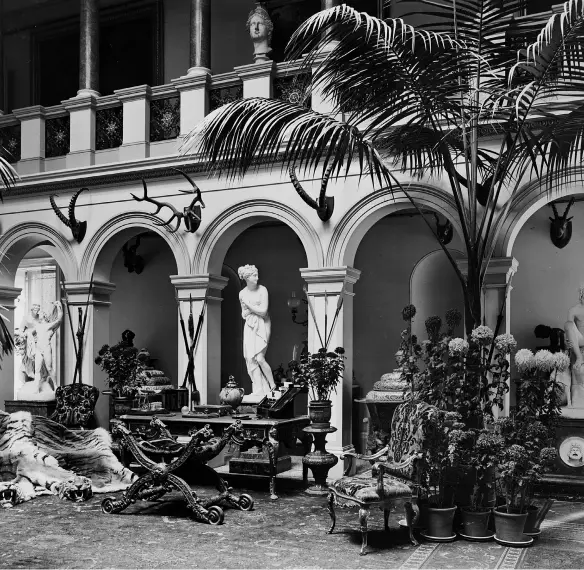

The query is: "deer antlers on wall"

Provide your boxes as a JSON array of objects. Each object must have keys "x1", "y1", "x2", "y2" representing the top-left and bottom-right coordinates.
[
  {"x1": 131, "y1": 168, "x2": 205, "y2": 233},
  {"x1": 433, "y1": 213, "x2": 454, "y2": 245},
  {"x1": 50, "y1": 188, "x2": 87, "y2": 244},
  {"x1": 549, "y1": 197, "x2": 576, "y2": 249},
  {"x1": 289, "y1": 164, "x2": 335, "y2": 222}
]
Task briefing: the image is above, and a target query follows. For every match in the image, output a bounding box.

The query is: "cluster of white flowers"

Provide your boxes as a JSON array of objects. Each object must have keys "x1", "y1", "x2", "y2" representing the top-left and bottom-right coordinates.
[
  {"x1": 553, "y1": 352, "x2": 571, "y2": 372},
  {"x1": 470, "y1": 325, "x2": 494, "y2": 345},
  {"x1": 514, "y1": 348, "x2": 535, "y2": 374},
  {"x1": 494, "y1": 333, "x2": 517, "y2": 355},
  {"x1": 534, "y1": 349, "x2": 556, "y2": 373},
  {"x1": 448, "y1": 338, "x2": 469, "y2": 356}
]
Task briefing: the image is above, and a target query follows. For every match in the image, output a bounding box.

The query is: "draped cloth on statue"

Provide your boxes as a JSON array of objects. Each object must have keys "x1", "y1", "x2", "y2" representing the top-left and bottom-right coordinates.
[
  {"x1": 0, "y1": 410, "x2": 136, "y2": 504},
  {"x1": 241, "y1": 289, "x2": 272, "y2": 396}
]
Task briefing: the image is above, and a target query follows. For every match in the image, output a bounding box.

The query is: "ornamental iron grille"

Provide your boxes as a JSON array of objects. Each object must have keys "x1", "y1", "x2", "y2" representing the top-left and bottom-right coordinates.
[
  {"x1": 0, "y1": 124, "x2": 21, "y2": 162},
  {"x1": 96, "y1": 106, "x2": 123, "y2": 150},
  {"x1": 209, "y1": 84, "x2": 243, "y2": 112},
  {"x1": 45, "y1": 116, "x2": 70, "y2": 158},
  {"x1": 274, "y1": 73, "x2": 311, "y2": 108},
  {"x1": 150, "y1": 96, "x2": 180, "y2": 142}
]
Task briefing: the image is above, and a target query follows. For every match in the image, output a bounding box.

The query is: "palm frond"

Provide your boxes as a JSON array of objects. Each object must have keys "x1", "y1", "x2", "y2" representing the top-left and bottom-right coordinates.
[{"x1": 179, "y1": 97, "x2": 392, "y2": 188}]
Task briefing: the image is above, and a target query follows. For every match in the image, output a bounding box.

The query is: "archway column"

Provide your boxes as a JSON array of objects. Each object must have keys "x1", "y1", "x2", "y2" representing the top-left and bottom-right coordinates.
[
  {"x1": 0, "y1": 286, "x2": 23, "y2": 409},
  {"x1": 300, "y1": 266, "x2": 361, "y2": 477},
  {"x1": 171, "y1": 274, "x2": 228, "y2": 407},
  {"x1": 63, "y1": 280, "x2": 115, "y2": 428},
  {"x1": 456, "y1": 257, "x2": 519, "y2": 415}
]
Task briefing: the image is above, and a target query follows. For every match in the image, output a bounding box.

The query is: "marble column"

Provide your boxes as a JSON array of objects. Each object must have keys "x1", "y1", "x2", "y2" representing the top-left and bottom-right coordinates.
[
  {"x1": 78, "y1": 0, "x2": 100, "y2": 97},
  {"x1": 321, "y1": 0, "x2": 341, "y2": 8},
  {"x1": 301, "y1": 266, "x2": 361, "y2": 477},
  {"x1": 170, "y1": 274, "x2": 228, "y2": 407},
  {"x1": 188, "y1": 0, "x2": 211, "y2": 76}
]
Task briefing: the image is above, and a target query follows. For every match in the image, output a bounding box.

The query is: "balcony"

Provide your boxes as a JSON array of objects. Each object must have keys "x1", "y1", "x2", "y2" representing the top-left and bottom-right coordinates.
[{"x1": 0, "y1": 61, "x2": 316, "y2": 178}]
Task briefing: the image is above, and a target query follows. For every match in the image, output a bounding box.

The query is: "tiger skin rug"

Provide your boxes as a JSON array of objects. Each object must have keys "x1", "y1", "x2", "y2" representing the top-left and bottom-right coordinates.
[{"x1": 0, "y1": 410, "x2": 136, "y2": 507}]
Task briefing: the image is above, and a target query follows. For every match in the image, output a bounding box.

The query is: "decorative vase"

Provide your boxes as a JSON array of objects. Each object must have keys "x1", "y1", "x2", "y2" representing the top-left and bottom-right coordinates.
[
  {"x1": 219, "y1": 375, "x2": 245, "y2": 413},
  {"x1": 424, "y1": 506, "x2": 457, "y2": 541},
  {"x1": 493, "y1": 508, "x2": 532, "y2": 546},
  {"x1": 460, "y1": 508, "x2": 493, "y2": 540},
  {"x1": 303, "y1": 399, "x2": 338, "y2": 495}
]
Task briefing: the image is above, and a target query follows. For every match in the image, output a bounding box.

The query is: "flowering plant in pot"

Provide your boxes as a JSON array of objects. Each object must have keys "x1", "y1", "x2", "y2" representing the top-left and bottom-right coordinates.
[{"x1": 95, "y1": 330, "x2": 143, "y2": 400}]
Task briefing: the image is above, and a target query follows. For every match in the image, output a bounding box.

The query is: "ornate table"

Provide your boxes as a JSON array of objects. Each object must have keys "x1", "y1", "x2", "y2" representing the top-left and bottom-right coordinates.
[{"x1": 119, "y1": 413, "x2": 311, "y2": 499}]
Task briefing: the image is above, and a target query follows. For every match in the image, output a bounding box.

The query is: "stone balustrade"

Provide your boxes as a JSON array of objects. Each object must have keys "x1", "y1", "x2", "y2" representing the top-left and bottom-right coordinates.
[{"x1": 0, "y1": 63, "x2": 313, "y2": 176}]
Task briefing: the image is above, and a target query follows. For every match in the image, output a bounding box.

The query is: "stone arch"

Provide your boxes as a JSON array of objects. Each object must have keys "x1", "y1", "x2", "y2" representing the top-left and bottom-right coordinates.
[
  {"x1": 0, "y1": 221, "x2": 77, "y2": 286},
  {"x1": 79, "y1": 212, "x2": 191, "y2": 281},
  {"x1": 193, "y1": 199, "x2": 324, "y2": 274},
  {"x1": 327, "y1": 186, "x2": 462, "y2": 267},
  {"x1": 495, "y1": 179, "x2": 584, "y2": 258}
]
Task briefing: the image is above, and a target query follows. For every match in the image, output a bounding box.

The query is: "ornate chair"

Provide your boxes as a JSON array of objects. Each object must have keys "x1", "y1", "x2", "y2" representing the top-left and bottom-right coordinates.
[
  {"x1": 50, "y1": 384, "x2": 100, "y2": 429},
  {"x1": 326, "y1": 400, "x2": 436, "y2": 555},
  {"x1": 101, "y1": 417, "x2": 254, "y2": 525}
]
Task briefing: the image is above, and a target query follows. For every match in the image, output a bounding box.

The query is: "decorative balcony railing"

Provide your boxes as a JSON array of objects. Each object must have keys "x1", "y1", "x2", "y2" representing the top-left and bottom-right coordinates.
[
  {"x1": 0, "y1": 123, "x2": 21, "y2": 163},
  {"x1": 96, "y1": 99, "x2": 123, "y2": 151},
  {"x1": 275, "y1": 64, "x2": 311, "y2": 108},
  {"x1": 45, "y1": 112, "x2": 70, "y2": 158},
  {"x1": 150, "y1": 93, "x2": 180, "y2": 142},
  {"x1": 209, "y1": 73, "x2": 244, "y2": 113}
]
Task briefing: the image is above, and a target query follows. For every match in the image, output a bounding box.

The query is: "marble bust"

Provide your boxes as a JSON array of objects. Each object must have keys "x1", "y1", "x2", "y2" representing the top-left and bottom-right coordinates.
[
  {"x1": 238, "y1": 264, "x2": 276, "y2": 403},
  {"x1": 246, "y1": 6, "x2": 273, "y2": 63}
]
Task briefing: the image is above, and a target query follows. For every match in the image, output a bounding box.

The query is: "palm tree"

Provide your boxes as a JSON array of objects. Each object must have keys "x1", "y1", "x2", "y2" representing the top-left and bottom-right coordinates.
[
  {"x1": 0, "y1": 154, "x2": 19, "y2": 359},
  {"x1": 181, "y1": 0, "x2": 584, "y2": 333}
]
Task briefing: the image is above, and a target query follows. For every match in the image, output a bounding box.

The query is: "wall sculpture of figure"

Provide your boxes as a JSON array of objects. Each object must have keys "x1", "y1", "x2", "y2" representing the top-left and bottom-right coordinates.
[
  {"x1": 238, "y1": 264, "x2": 276, "y2": 403},
  {"x1": 246, "y1": 6, "x2": 273, "y2": 63},
  {"x1": 564, "y1": 284, "x2": 584, "y2": 408},
  {"x1": 16, "y1": 301, "x2": 63, "y2": 401}
]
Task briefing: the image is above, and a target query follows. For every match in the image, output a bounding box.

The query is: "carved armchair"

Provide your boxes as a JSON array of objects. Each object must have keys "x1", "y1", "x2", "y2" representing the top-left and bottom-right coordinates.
[
  {"x1": 326, "y1": 400, "x2": 436, "y2": 555},
  {"x1": 101, "y1": 417, "x2": 254, "y2": 525},
  {"x1": 50, "y1": 384, "x2": 100, "y2": 429}
]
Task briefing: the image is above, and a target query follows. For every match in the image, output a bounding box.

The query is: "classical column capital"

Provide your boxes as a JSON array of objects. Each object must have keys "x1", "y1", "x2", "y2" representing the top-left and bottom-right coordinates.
[
  {"x1": 13, "y1": 105, "x2": 47, "y2": 121},
  {"x1": 300, "y1": 266, "x2": 361, "y2": 285},
  {"x1": 457, "y1": 257, "x2": 518, "y2": 287},
  {"x1": 170, "y1": 274, "x2": 228, "y2": 302},
  {"x1": 0, "y1": 286, "x2": 22, "y2": 308},
  {"x1": 63, "y1": 280, "x2": 116, "y2": 306}
]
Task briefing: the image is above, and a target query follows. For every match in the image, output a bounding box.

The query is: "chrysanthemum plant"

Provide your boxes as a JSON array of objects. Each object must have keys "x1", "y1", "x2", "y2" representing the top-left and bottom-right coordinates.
[
  {"x1": 94, "y1": 342, "x2": 143, "y2": 397},
  {"x1": 492, "y1": 349, "x2": 564, "y2": 513}
]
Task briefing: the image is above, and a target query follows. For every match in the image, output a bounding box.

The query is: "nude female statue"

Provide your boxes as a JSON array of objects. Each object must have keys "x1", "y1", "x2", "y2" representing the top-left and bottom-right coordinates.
[
  {"x1": 564, "y1": 284, "x2": 584, "y2": 407},
  {"x1": 17, "y1": 301, "x2": 63, "y2": 401},
  {"x1": 246, "y1": 6, "x2": 273, "y2": 63},
  {"x1": 238, "y1": 264, "x2": 276, "y2": 401}
]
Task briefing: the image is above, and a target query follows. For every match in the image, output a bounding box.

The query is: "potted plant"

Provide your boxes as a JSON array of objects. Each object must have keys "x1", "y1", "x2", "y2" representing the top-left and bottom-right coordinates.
[
  {"x1": 491, "y1": 349, "x2": 564, "y2": 544},
  {"x1": 95, "y1": 329, "x2": 143, "y2": 417}
]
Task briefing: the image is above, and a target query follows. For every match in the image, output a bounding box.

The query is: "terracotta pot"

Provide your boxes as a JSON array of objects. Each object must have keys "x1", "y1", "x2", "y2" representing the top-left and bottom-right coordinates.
[
  {"x1": 460, "y1": 507, "x2": 492, "y2": 538},
  {"x1": 494, "y1": 507, "x2": 528, "y2": 543},
  {"x1": 308, "y1": 400, "x2": 332, "y2": 426},
  {"x1": 426, "y1": 506, "x2": 456, "y2": 538}
]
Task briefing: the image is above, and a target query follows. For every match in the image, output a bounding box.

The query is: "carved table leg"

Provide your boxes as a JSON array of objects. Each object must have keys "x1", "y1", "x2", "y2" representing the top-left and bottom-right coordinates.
[
  {"x1": 327, "y1": 492, "x2": 336, "y2": 534},
  {"x1": 359, "y1": 506, "x2": 370, "y2": 556}
]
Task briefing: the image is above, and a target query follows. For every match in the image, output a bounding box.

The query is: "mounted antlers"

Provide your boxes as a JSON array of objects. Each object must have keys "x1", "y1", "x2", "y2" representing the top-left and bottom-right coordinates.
[
  {"x1": 550, "y1": 198, "x2": 576, "y2": 249},
  {"x1": 289, "y1": 164, "x2": 335, "y2": 222},
  {"x1": 433, "y1": 213, "x2": 454, "y2": 245},
  {"x1": 122, "y1": 236, "x2": 145, "y2": 275},
  {"x1": 131, "y1": 168, "x2": 205, "y2": 233},
  {"x1": 50, "y1": 188, "x2": 87, "y2": 244}
]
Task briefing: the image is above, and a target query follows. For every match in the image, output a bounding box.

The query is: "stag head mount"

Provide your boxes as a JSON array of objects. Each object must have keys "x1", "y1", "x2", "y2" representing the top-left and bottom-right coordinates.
[
  {"x1": 122, "y1": 236, "x2": 145, "y2": 275},
  {"x1": 50, "y1": 188, "x2": 87, "y2": 244},
  {"x1": 549, "y1": 198, "x2": 575, "y2": 249},
  {"x1": 289, "y1": 165, "x2": 334, "y2": 222},
  {"x1": 433, "y1": 213, "x2": 454, "y2": 245},
  {"x1": 131, "y1": 168, "x2": 205, "y2": 233}
]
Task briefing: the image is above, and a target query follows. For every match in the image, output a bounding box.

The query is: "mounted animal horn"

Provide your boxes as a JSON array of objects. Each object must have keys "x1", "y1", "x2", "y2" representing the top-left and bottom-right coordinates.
[
  {"x1": 549, "y1": 197, "x2": 575, "y2": 249},
  {"x1": 289, "y1": 164, "x2": 335, "y2": 222},
  {"x1": 433, "y1": 212, "x2": 454, "y2": 245},
  {"x1": 50, "y1": 188, "x2": 87, "y2": 244}
]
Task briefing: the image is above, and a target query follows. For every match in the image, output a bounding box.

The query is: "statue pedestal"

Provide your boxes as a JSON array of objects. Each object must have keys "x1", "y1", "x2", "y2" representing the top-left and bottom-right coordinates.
[{"x1": 4, "y1": 399, "x2": 56, "y2": 417}]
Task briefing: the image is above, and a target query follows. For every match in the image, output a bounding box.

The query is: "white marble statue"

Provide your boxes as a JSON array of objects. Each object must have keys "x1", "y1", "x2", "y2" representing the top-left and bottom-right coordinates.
[
  {"x1": 564, "y1": 284, "x2": 584, "y2": 408},
  {"x1": 17, "y1": 301, "x2": 63, "y2": 401},
  {"x1": 246, "y1": 6, "x2": 273, "y2": 63},
  {"x1": 238, "y1": 264, "x2": 275, "y2": 403}
]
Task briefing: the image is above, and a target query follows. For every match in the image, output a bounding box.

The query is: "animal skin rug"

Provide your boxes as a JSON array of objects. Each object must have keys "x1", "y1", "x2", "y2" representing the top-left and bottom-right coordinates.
[{"x1": 0, "y1": 410, "x2": 136, "y2": 507}]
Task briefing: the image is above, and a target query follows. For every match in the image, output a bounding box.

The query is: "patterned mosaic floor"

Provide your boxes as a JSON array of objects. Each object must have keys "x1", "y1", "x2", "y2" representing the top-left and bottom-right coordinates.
[{"x1": 1, "y1": 484, "x2": 583, "y2": 569}]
